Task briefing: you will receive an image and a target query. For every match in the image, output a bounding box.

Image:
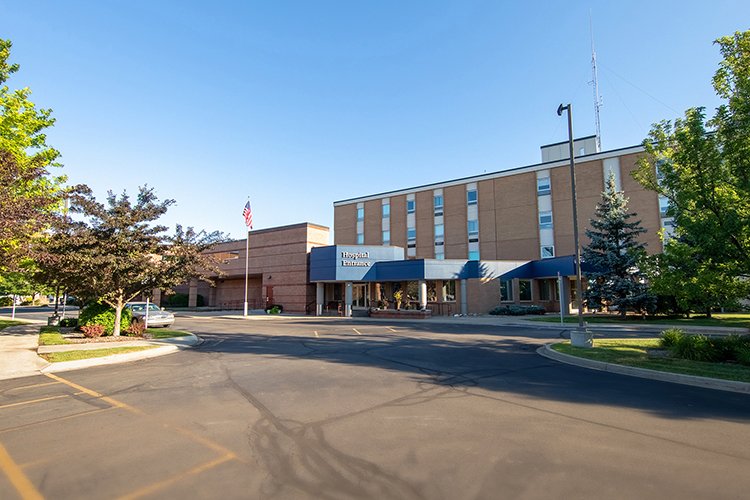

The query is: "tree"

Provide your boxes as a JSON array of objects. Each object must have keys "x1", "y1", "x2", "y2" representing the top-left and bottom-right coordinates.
[
  {"x1": 634, "y1": 31, "x2": 750, "y2": 279},
  {"x1": 0, "y1": 39, "x2": 64, "y2": 271},
  {"x1": 582, "y1": 172, "x2": 653, "y2": 315},
  {"x1": 36, "y1": 186, "x2": 225, "y2": 336},
  {"x1": 643, "y1": 240, "x2": 749, "y2": 317}
]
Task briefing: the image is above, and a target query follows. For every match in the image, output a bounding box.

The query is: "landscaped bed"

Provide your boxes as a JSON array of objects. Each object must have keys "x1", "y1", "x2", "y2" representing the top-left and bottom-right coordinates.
[
  {"x1": 552, "y1": 338, "x2": 750, "y2": 383},
  {"x1": 531, "y1": 313, "x2": 750, "y2": 329},
  {"x1": 38, "y1": 326, "x2": 190, "y2": 346}
]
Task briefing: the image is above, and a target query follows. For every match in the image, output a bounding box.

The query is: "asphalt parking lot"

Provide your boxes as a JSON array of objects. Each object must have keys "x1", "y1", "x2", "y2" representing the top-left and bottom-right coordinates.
[{"x1": 1, "y1": 314, "x2": 749, "y2": 499}]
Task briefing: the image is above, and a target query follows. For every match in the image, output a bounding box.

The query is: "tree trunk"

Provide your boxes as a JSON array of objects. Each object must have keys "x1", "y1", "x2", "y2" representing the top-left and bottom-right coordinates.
[
  {"x1": 706, "y1": 308, "x2": 712, "y2": 319},
  {"x1": 113, "y1": 303, "x2": 123, "y2": 337}
]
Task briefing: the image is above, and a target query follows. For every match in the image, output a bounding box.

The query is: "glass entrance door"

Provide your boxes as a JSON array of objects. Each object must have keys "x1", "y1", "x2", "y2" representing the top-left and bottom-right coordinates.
[{"x1": 352, "y1": 284, "x2": 369, "y2": 308}]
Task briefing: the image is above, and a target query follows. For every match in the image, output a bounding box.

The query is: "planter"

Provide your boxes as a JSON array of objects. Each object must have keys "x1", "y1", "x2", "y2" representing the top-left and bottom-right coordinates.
[
  {"x1": 570, "y1": 329, "x2": 593, "y2": 348},
  {"x1": 369, "y1": 309, "x2": 432, "y2": 320}
]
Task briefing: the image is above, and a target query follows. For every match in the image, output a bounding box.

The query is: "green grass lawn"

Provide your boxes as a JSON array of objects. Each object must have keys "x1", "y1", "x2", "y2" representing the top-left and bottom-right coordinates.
[
  {"x1": 39, "y1": 326, "x2": 71, "y2": 345},
  {"x1": 531, "y1": 313, "x2": 750, "y2": 329},
  {"x1": 146, "y1": 328, "x2": 190, "y2": 339},
  {"x1": 40, "y1": 345, "x2": 159, "y2": 363},
  {"x1": 552, "y1": 338, "x2": 750, "y2": 383},
  {"x1": 0, "y1": 319, "x2": 25, "y2": 330}
]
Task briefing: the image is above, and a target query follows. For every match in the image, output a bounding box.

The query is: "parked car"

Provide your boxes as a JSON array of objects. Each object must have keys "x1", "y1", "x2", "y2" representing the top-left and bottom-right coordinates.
[{"x1": 125, "y1": 302, "x2": 175, "y2": 328}]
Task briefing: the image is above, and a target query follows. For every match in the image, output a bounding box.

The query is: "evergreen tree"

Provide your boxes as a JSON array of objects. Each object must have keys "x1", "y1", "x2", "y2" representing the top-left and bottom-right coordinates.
[{"x1": 583, "y1": 172, "x2": 653, "y2": 315}]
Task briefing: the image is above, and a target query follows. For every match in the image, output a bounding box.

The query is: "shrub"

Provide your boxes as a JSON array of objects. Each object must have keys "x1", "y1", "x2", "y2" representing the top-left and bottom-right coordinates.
[
  {"x1": 489, "y1": 305, "x2": 546, "y2": 316},
  {"x1": 266, "y1": 305, "x2": 282, "y2": 315},
  {"x1": 162, "y1": 293, "x2": 204, "y2": 307},
  {"x1": 735, "y1": 346, "x2": 750, "y2": 366},
  {"x1": 671, "y1": 334, "x2": 718, "y2": 362},
  {"x1": 125, "y1": 321, "x2": 146, "y2": 336},
  {"x1": 78, "y1": 302, "x2": 131, "y2": 335},
  {"x1": 0, "y1": 296, "x2": 13, "y2": 306},
  {"x1": 59, "y1": 318, "x2": 78, "y2": 328},
  {"x1": 80, "y1": 324, "x2": 105, "y2": 338},
  {"x1": 660, "y1": 328, "x2": 684, "y2": 348}
]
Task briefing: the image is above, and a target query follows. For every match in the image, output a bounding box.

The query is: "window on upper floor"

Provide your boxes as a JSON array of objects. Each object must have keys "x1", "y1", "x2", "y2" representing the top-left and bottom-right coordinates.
[
  {"x1": 468, "y1": 250, "x2": 480, "y2": 261},
  {"x1": 407, "y1": 199, "x2": 415, "y2": 214},
  {"x1": 467, "y1": 190, "x2": 478, "y2": 206},
  {"x1": 382, "y1": 230, "x2": 390, "y2": 245},
  {"x1": 539, "y1": 210, "x2": 553, "y2": 229},
  {"x1": 468, "y1": 219, "x2": 479, "y2": 236},
  {"x1": 357, "y1": 233, "x2": 364, "y2": 244},
  {"x1": 434, "y1": 195, "x2": 443, "y2": 216},
  {"x1": 537, "y1": 176, "x2": 551, "y2": 196},
  {"x1": 659, "y1": 196, "x2": 670, "y2": 217},
  {"x1": 541, "y1": 245, "x2": 555, "y2": 259},
  {"x1": 407, "y1": 228, "x2": 416, "y2": 241},
  {"x1": 434, "y1": 223, "x2": 444, "y2": 239},
  {"x1": 382, "y1": 203, "x2": 390, "y2": 218},
  {"x1": 357, "y1": 207, "x2": 364, "y2": 221}
]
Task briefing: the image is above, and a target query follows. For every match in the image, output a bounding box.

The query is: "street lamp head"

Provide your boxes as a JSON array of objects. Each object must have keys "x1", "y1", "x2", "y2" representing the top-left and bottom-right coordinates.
[{"x1": 557, "y1": 103, "x2": 568, "y2": 116}]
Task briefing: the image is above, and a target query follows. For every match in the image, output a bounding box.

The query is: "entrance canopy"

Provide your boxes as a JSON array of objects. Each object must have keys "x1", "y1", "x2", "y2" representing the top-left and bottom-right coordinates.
[
  {"x1": 310, "y1": 245, "x2": 528, "y2": 283},
  {"x1": 498, "y1": 255, "x2": 597, "y2": 280}
]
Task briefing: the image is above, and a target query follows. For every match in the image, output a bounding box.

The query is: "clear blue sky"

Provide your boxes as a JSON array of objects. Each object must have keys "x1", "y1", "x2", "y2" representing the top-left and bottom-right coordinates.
[{"x1": 3, "y1": 1, "x2": 749, "y2": 240}]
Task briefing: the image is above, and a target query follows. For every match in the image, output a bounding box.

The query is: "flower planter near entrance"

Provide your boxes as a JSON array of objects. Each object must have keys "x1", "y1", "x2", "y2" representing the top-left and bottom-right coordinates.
[{"x1": 369, "y1": 309, "x2": 432, "y2": 319}]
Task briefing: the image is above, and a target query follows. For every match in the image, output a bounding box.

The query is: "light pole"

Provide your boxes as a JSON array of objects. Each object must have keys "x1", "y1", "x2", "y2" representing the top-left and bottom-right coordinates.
[{"x1": 557, "y1": 103, "x2": 592, "y2": 347}]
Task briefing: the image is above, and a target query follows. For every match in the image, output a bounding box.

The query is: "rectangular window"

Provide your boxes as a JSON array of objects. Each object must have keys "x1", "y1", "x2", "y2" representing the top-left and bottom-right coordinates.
[
  {"x1": 467, "y1": 190, "x2": 478, "y2": 205},
  {"x1": 407, "y1": 228, "x2": 416, "y2": 241},
  {"x1": 382, "y1": 230, "x2": 390, "y2": 245},
  {"x1": 539, "y1": 210, "x2": 553, "y2": 229},
  {"x1": 433, "y1": 195, "x2": 443, "y2": 216},
  {"x1": 382, "y1": 203, "x2": 390, "y2": 218},
  {"x1": 434, "y1": 223, "x2": 444, "y2": 239},
  {"x1": 407, "y1": 200, "x2": 415, "y2": 214},
  {"x1": 468, "y1": 250, "x2": 480, "y2": 261},
  {"x1": 467, "y1": 219, "x2": 479, "y2": 236},
  {"x1": 357, "y1": 207, "x2": 364, "y2": 221},
  {"x1": 541, "y1": 245, "x2": 555, "y2": 259},
  {"x1": 500, "y1": 280, "x2": 513, "y2": 302},
  {"x1": 519, "y1": 280, "x2": 532, "y2": 301},
  {"x1": 357, "y1": 233, "x2": 364, "y2": 245},
  {"x1": 442, "y1": 280, "x2": 456, "y2": 301},
  {"x1": 537, "y1": 176, "x2": 551, "y2": 196},
  {"x1": 658, "y1": 196, "x2": 669, "y2": 217},
  {"x1": 539, "y1": 280, "x2": 550, "y2": 301},
  {"x1": 434, "y1": 248, "x2": 444, "y2": 260}
]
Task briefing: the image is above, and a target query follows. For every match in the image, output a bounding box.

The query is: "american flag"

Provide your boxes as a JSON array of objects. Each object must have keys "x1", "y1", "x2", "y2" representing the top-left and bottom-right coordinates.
[{"x1": 243, "y1": 201, "x2": 253, "y2": 229}]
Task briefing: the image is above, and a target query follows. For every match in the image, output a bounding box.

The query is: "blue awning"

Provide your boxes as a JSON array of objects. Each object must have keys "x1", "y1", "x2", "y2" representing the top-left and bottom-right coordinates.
[{"x1": 499, "y1": 255, "x2": 597, "y2": 279}]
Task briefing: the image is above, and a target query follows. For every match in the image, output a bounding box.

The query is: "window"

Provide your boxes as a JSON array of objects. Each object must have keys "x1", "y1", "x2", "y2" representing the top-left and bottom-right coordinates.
[
  {"x1": 407, "y1": 228, "x2": 416, "y2": 241},
  {"x1": 659, "y1": 196, "x2": 669, "y2": 217},
  {"x1": 467, "y1": 219, "x2": 479, "y2": 236},
  {"x1": 434, "y1": 248, "x2": 444, "y2": 260},
  {"x1": 434, "y1": 223, "x2": 444, "y2": 239},
  {"x1": 541, "y1": 245, "x2": 555, "y2": 259},
  {"x1": 434, "y1": 195, "x2": 443, "y2": 216},
  {"x1": 519, "y1": 280, "x2": 532, "y2": 301},
  {"x1": 467, "y1": 190, "x2": 478, "y2": 205},
  {"x1": 357, "y1": 233, "x2": 364, "y2": 244},
  {"x1": 539, "y1": 210, "x2": 553, "y2": 229},
  {"x1": 500, "y1": 280, "x2": 513, "y2": 302},
  {"x1": 539, "y1": 280, "x2": 550, "y2": 301},
  {"x1": 407, "y1": 200, "x2": 415, "y2": 214},
  {"x1": 382, "y1": 203, "x2": 390, "y2": 218},
  {"x1": 442, "y1": 280, "x2": 456, "y2": 301},
  {"x1": 382, "y1": 230, "x2": 390, "y2": 245},
  {"x1": 537, "y1": 176, "x2": 551, "y2": 196},
  {"x1": 357, "y1": 207, "x2": 364, "y2": 221},
  {"x1": 468, "y1": 250, "x2": 480, "y2": 261}
]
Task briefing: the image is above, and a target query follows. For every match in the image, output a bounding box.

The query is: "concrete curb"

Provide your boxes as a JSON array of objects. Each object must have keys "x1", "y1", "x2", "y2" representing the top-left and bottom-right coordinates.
[
  {"x1": 38, "y1": 333, "x2": 202, "y2": 374},
  {"x1": 538, "y1": 343, "x2": 750, "y2": 395}
]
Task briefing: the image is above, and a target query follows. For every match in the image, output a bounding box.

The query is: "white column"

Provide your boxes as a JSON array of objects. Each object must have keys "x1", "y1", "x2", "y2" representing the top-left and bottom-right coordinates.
[
  {"x1": 344, "y1": 282, "x2": 353, "y2": 317},
  {"x1": 418, "y1": 280, "x2": 427, "y2": 310},
  {"x1": 316, "y1": 283, "x2": 324, "y2": 316},
  {"x1": 460, "y1": 279, "x2": 468, "y2": 315}
]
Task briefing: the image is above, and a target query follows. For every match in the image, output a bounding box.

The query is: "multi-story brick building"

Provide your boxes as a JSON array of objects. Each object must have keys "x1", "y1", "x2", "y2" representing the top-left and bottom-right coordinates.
[{"x1": 320, "y1": 138, "x2": 668, "y2": 316}]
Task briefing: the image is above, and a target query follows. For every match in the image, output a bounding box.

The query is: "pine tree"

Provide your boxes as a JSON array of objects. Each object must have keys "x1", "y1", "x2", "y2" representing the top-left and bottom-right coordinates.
[{"x1": 583, "y1": 172, "x2": 654, "y2": 315}]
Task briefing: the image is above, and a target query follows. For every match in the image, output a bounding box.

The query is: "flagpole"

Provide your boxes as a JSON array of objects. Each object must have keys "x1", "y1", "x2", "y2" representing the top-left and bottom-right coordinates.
[{"x1": 244, "y1": 227, "x2": 249, "y2": 317}]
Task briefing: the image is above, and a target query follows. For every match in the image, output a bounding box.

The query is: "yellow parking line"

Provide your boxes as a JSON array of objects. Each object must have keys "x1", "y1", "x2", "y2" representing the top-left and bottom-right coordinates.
[
  {"x1": 0, "y1": 395, "x2": 68, "y2": 410},
  {"x1": 353, "y1": 328, "x2": 362, "y2": 335},
  {"x1": 44, "y1": 374, "x2": 143, "y2": 415},
  {"x1": 0, "y1": 440, "x2": 44, "y2": 500},
  {"x1": 118, "y1": 453, "x2": 234, "y2": 500}
]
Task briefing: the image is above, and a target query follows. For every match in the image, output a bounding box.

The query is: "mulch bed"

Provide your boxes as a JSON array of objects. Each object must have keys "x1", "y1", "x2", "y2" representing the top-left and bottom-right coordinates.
[{"x1": 61, "y1": 330, "x2": 152, "y2": 344}]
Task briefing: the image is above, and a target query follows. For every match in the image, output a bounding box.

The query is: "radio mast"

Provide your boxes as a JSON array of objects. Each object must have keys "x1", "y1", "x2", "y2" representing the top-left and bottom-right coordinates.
[{"x1": 590, "y1": 15, "x2": 603, "y2": 151}]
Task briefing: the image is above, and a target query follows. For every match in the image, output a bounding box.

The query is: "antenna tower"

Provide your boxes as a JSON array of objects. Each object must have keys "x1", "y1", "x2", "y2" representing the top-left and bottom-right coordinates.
[{"x1": 590, "y1": 15, "x2": 603, "y2": 151}]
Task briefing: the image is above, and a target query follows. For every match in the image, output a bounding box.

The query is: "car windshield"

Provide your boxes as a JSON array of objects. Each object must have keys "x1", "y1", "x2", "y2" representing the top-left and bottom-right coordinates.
[{"x1": 129, "y1": 304, "x2": 162, "y2": 312}]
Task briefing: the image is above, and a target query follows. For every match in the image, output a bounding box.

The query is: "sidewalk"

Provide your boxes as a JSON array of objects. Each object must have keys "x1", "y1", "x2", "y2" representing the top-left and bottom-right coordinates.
[{"x1": 0, "y1": 323, "x2": 50, "y2": 379}]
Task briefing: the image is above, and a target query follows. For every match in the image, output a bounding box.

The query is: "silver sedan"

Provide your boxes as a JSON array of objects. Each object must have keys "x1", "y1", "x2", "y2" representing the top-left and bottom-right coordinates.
[{"x1": 125, "y1": 302, "x2": 175, "y2": 328}]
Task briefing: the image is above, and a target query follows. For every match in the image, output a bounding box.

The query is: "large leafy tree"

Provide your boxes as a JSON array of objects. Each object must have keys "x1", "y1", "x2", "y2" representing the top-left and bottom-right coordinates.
[
  {"x1": 0, "y1": 39, "x2": 63, "y2": 271},
  {"x1": 582, "y1": 173, "x2": 653, "y2": 315},
  {"x1": 634, "y1": 31, "x2": 750, "y2": 279},
  {"x1": 36, "y1": 186, "x2": 225, "y2": 336}
]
